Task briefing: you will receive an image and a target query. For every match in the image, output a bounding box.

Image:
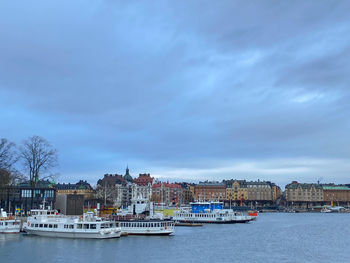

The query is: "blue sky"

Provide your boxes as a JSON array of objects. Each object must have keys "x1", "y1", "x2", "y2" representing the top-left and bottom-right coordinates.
[{"x1": 1, "y1": 1, "x2": 350, "y2": 186}]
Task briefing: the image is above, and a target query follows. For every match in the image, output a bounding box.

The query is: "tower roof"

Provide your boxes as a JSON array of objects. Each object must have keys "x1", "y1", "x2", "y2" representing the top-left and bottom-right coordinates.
[{"x1": 123, "y1": 166, "x2": 133, "y2": 182}]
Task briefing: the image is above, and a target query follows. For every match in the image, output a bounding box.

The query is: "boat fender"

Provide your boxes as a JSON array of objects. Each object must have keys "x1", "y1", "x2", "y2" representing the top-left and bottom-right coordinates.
[{"x1": 27, "y1": 222, "x2": 30, "y2": 227}]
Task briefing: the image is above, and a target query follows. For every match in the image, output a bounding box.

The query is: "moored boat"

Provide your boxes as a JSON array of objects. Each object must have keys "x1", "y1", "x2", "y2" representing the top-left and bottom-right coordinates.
[
  {"x1": 173, "y1": 202, "x2": 253, "y2": 224},
  {"x1": 118, "y1": 220, "x2": 175, "y2": 235},
  {"x1": 0, "y1": 208, "x2": 21, "y2": 234},
  {"x1": 248, "y1": 211, "x2": 258, "y2": 220},
  {"x1": 24, "y1": 209, "x2": 121, "y2": 239},
  {"x1": 113, "y1": 196, "x2": 175, "y2": 235}
]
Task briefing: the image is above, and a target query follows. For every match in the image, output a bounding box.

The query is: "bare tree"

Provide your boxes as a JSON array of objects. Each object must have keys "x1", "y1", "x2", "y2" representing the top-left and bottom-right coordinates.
[
  {"x1": 0, "y1": 138, "x2": 24, "y2": 185},
  {"x1": 95, "y1": 183, "x2": 120, "y2": 206},
  {"x1": 20, "y1": 136, "x2": 58, "y2": 186},
  {"x1": 0, "y1": 169, "x2": 10, "y2": 187},
  {"x1": 0, "y1": 138, "x2": 18, "y2": 171}
]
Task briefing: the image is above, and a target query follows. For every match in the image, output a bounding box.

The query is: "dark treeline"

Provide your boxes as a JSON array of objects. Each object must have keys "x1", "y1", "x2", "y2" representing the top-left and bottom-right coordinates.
[{"x1": 0, "y1": 136, "x2": 58, "y2": 187}]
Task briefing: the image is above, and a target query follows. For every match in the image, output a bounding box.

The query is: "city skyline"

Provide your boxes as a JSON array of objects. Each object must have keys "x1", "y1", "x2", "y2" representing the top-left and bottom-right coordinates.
[{"x1": 1, "y1": 1, "x2": 350, "y2": 186}]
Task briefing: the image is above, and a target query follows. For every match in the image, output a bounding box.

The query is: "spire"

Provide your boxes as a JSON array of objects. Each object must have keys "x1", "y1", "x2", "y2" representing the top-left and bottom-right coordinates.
[{"x1": 124, "y1": 165, "x2": 133, "y2": 182}]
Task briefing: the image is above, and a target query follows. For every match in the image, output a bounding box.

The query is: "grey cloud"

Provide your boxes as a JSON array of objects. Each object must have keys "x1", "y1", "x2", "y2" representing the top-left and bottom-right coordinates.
[{"x1": 0, "y1": 1, "x2": 350, "y2": 184}]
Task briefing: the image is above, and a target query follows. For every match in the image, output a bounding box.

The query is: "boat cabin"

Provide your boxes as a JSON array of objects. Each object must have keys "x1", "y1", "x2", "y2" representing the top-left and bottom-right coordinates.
[{"x1": 30, "y1": 209, "x2": 58, "y2": 216}]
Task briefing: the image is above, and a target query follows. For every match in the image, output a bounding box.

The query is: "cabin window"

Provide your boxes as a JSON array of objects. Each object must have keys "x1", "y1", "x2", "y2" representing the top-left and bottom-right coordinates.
[
  {"x1": 40, "y1": 224, "x2": 43, "y2": 227},
  {"x1": 90, "y1": 224, "x2": 96, "y2": 229},
  {"x1": 35, "y1": 224, "x2": 38, "y2": 227},
  {"x1": 64, "y1": 225, "x2": 68, "y2": 229},
  {"x1": 49, "y1": 224, "x2": 53, "y2": 228},
  {"x1": 69, "y1": 225, "x2": 74, "y2": 229},
  {"x1": 77, "y1": 224, "x2": 82, "y2": 229},
  {"x1": 44, "y1": 224, "x2": 48, "y2": 228},
  {"x1": 54, "y1": 225, "x2": 58, "y2": 228},
  {"x1": 83, "y1": 224, "x2": 89, "y2": 229}
]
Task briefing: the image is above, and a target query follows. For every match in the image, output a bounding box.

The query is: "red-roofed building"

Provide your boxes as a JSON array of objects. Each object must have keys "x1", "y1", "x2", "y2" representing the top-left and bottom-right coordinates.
[
  {"x1": 131, "y1": 173, "x2": 154, "y2": 201},
  {"x1": 133, "y1": 173, "x2": 154, "y2": 186}
]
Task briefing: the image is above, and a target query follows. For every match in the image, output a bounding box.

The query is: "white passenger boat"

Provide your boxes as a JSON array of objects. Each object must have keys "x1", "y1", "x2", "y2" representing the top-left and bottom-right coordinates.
[
  {"x1": 118, "y1": 220, "x2": 175, "y2": 235},
  {"x1": 115, "y1": 196, "x2": 175, "y2": 235},
  {"x1": 0, "y1": 208, "x2": 21, "y2": 233},
  {"x1": 24, "y1": 209, "x2": 121, "y2": 239},
  {"x1": 173, "y1": 202, "x2": 253, "y2": 224}
]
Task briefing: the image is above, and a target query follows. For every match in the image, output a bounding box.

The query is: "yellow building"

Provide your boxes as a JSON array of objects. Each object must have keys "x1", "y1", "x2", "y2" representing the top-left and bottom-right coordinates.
[
  {"x1": 55, "y1": 180, "x2": 94, "y2": 199},
  {"x1": 226, "y1": 180, "x2": 248, "y2": 201}
]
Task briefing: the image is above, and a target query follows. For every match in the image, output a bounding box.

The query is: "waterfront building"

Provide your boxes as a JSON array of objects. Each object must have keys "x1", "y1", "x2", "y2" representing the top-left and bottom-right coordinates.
[
  {"x1": 285, "y1": 181, "x2": 323, "y2": 208},
  {"x1": 55, "y1": 194, "x2": 84, "y2": 215},
  {"x1": 194, "y1": 181, "x2": 226, "y2": 201},
  {"x1": 179, "y1": 182, "x2": 194, "y2": 205},
  {"x1": 95, "y1": 173, "x2": 128, "y2": 207},
  {"x1": 271, "y1": 183, "x2": 282, "y2": 201},
  {"x1": 0, "y1": 180, "x2": 56, "y2": 215},
  {"x1": 55, "y1": 180, "x2": 94, "y2": 199},
  {"x1": 322, "y1": 185, "x2": 350, "y2": 206},
  {"x1": 132, "y1": 173, "x2": 154, "y2": 200},
  {"x1": 225, "y1": 180, "x2": 248, "y2": 205},
  {"x1": 246, "y1": 180, "x2": 273, "y2": 202},
  {"x1": 151, "y1": 182, "x2": 182, "y2": 206}
]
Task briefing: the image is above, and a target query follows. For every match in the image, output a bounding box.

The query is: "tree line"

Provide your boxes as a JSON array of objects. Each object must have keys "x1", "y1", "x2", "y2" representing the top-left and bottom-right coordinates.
[{"x1": 0, "y1": 136, "x2": 58, "y2": 187}]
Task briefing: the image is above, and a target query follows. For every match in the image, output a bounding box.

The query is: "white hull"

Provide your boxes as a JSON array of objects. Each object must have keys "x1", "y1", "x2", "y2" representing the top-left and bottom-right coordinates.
[
  {"x1": 24, "y1": 209, "x2": 122, "y2": 239},
  {"x1": 25, "y1": 229, "x2": 121, "y2": 239},
  {"x1": 118, "y1": 220, "x2": 175, "y2": 235},
  {"x1": 0, "y1": 220, "x2": 21, "y2": 234},
  {"x1": 122, "y1": 228, "x2": 174, "y2": 235},
  {"x1": 173, "y1": 212, "x2": 252, "y2": 224},
  {"x1": 0, "y1": 227, "x2": 21, "y2": 234}
]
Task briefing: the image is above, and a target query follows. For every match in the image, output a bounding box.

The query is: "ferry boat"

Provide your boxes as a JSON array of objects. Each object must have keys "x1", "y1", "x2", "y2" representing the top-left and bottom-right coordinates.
[
  {"x1": 114, "y1": 196, "x2": 175, "y2": 235},
  {"x1": 24, "y1": 208, "x2": 121, "y2": 239},
  {"x1": 0, "y1": 208, "x2": 21, "y2": 233},
  {"x1": 173, "y1": 202, "x2": 253, "y2": 224},
  {"x1": 118, "y1": 220, "x2": 175, "y2": 235}
]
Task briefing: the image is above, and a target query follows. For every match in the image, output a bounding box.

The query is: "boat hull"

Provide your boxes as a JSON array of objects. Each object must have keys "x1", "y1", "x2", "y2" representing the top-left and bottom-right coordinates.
[
  {"x1": 126, "y1": 231, "x2": 173, "y2": 236},
  {"x1": 25, "y1": 229, "x2": 121, "y2": 239},
  {"x1": 0, "y1": 228, "x2": 21, "y2": 234},
  {"x1": 0, "y1": 220, "x2": 21, "y2": 234},
  {"x1": 174, "y1": 219, "x2": 250, "y2": 224}
]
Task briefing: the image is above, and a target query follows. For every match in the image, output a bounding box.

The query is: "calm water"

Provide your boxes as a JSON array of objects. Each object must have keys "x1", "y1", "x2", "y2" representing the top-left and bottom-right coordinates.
[{"x1": 1, "y1": 213, "x2": 349, "y2": 263}]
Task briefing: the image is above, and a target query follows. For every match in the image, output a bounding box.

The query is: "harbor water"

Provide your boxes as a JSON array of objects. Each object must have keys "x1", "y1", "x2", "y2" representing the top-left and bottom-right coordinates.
[{"x1": 1, "y1": 213, "x2": 349, "y2": 263}]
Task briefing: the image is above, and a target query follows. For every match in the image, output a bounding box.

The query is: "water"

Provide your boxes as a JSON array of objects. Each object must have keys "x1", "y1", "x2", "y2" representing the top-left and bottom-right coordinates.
[{"x1": 1, "y1": 213, "x2": 349, "y2": 263}]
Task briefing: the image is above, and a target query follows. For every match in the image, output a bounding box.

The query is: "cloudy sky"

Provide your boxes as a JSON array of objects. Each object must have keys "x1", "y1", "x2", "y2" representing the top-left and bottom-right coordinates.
[{"x1": 1, "y1": 0, "x2": 350, "y2": 187}]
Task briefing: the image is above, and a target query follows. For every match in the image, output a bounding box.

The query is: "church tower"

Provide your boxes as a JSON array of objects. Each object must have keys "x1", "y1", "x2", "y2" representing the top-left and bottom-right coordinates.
[{"x1": 124, "y1": 165, "x2": 133, "y2": 183}]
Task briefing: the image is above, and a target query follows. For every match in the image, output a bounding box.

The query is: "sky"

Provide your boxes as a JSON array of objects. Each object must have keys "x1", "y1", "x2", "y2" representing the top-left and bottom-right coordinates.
[{"x1": 1, "y1": 0, "x2": 350, "y2": 187}]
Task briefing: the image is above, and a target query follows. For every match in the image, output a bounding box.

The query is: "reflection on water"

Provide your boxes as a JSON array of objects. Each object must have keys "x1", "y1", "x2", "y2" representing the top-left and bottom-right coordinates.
[{"x1": 1, "y1": 213, "x2": 350, "y2": 263}]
